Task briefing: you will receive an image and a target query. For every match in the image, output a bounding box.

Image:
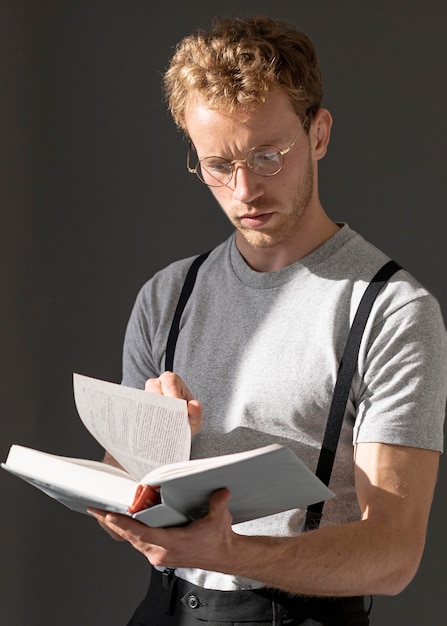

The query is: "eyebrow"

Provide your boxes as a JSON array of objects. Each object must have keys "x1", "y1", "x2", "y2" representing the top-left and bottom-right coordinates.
[{"x1": 196, "y1": 133, "x2": 293, "y2": 160}]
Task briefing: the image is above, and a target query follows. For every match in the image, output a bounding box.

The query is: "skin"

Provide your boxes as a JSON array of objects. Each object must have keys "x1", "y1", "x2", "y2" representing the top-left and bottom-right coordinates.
[
  {"x1": 186, "y1": 89, "x2": 339, "y2": 272},
  {"x1": 90, "y1": 89, "x2": 440, "y2": 597}
]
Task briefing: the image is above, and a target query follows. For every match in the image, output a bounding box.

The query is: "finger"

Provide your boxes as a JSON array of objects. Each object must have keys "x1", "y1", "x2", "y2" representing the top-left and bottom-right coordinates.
[
  {"x1": 88, "y1": 508, "x2": 127, "y2": 540},
  {"x1": 208, "y1": 488, "x2": 232, "y2": 514},
  {"x1": 97, "y1": 518, "x2": 127, "y2": 542},
  {"x1": 145, "y1": 378, "x2": 163, "y2": 394},
  {"x1": 145, "y1": 372, "x2": 187, "y2": 399},
  {"x1": 145, "y1": 373, "x2": 203, "y2": 433},
  {"x1": 89, "y1": 509, "x2": 142, "y2": 541},
  {"x1": 203, "y1": 488, "x2": 234, "y2": 529},
  {"x1": 187, "y1": 399, "x2": 203, "y2": 435},
  {"x1": 158, "y1": 371, "x2": 189, "y2": 399}
]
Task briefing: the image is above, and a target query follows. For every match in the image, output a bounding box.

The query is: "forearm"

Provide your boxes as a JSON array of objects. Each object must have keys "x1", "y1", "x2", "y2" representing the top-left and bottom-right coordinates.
[
  {"x1": 222, "y1": 517, "x2": 422, "y2": 597},
  {"x1": 196, "y1": 445, "x2": 437, "y2": 596},
  {"x1": 90, "y1": 444, "x2": 437, "y2": 596},
  {"x1": 92, "y1": 498, "x2": 421, "y2": 597},
  {"x1": 201, "y1": 448, "x2": 431, "y2": 598}
]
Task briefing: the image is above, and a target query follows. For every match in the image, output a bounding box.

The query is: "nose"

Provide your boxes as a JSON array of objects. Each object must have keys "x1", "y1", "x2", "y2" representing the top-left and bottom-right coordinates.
[{"x1": 231, "y1": 163, "x2": 264, "y2": 204}]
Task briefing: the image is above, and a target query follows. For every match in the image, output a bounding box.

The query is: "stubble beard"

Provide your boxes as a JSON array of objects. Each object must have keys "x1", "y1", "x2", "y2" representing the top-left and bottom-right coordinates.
[{"x1": 236, "y1": 154, "x2": 315, "y2": 250}]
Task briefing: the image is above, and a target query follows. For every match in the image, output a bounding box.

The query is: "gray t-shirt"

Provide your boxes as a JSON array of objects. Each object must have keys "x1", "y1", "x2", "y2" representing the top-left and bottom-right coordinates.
[{"x1": 122, "y1": 224, "x2": 447, "y2": 590}]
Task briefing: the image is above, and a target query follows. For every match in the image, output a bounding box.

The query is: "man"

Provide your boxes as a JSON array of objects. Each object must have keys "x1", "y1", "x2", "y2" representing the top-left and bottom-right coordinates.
[{"x1": 90, "y1": 15, "x2": 447, "y2": 626}]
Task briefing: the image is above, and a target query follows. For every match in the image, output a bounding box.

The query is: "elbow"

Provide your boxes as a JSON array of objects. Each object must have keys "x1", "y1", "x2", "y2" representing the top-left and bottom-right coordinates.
[
  {"x1": 378, "y1": 542, "x2": 425, "y2": 596},
  {"x1": 383, "y1": 569, "x2": 418, "y2": 596}
]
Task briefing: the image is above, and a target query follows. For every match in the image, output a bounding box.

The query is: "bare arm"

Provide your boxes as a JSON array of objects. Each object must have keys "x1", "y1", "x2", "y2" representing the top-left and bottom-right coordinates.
[
  {"x1": 218, "y1": 442, "x2": 439, "y2": 596},
  {"x1": 90, "y1": 442, "x2": 439, "y2": 597}
]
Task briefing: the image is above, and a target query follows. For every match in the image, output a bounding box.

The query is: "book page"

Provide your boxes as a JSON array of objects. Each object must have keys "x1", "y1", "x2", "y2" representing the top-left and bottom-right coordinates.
[
  {"x1": 145, "y1": 443, "x2": 283, "y2": 483},
  {"x1": 73, "y1": 374, "x2": 191, "y2": 480}
]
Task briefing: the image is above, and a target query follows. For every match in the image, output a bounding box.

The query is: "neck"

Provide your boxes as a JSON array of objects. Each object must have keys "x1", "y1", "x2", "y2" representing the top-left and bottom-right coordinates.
[{"x1": 235, "y1": 212, "x2": 340, "y2": 273}]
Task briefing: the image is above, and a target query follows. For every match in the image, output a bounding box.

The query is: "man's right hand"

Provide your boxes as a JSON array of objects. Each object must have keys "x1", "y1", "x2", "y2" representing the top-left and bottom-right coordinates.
[{"x1": 145, "y1": 371, "x2": 203, "y2": 435}]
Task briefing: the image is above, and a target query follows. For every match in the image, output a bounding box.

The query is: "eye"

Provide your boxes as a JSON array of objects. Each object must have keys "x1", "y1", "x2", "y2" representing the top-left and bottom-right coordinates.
[
  {"x1": 249, "y1": 147, "x2": 282, "y2": 172},
  {"x1": 201, "y1": 157, "x2": 232, "y2": 174}
]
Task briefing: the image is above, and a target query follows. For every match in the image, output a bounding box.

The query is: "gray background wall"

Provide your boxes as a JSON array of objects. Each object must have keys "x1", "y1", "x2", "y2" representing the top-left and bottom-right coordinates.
[{"x1": 1, "y1": 1, "x2": 446, "y2": 624}]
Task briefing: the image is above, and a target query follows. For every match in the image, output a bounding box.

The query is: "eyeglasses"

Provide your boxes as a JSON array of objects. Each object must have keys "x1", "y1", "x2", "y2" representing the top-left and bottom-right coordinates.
[{"x1": 187, "y1": 116, "x2": 308, "y2": 187}]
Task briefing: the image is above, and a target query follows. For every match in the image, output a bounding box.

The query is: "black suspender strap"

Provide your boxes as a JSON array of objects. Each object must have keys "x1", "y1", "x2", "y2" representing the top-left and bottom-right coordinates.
[
  {"x1": 303, "y1": 259, "x2": 402, "y2": 531},
  {"x1": 164, "y1": 250, "x2": 212, "y2": 372}
]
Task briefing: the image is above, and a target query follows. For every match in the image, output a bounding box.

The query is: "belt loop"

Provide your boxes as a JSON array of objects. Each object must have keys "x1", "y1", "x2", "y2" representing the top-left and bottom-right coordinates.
[{"x1": 161, "y1": 568, "x2": 177, "y2": 615}]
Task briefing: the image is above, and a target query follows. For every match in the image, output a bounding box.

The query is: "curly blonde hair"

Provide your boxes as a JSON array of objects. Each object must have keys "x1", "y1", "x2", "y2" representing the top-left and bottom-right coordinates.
[{"x1": 163, "y1": 15, "x2": 323, "y2": 133}]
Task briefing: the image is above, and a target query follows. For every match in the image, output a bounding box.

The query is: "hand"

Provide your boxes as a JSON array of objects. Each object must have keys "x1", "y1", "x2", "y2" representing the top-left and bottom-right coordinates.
[
  {"x1": 145, "y1": 371, "x2": 203, "y2": 435},
  {"x1": 96, "y1": 518, "x2": 127, "y2": 542},
  {"x1": 88, "y1": 488, "x2": 234, "y2": 571}
]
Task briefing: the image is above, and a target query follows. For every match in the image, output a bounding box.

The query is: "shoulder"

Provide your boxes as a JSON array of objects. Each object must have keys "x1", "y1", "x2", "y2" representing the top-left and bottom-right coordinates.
[
  {"x1": 132, "y1": 238, "x2": 231, "y2": 315},
  {"x1": 335, "y1": 225, "x2": 439, "y2": 310}
]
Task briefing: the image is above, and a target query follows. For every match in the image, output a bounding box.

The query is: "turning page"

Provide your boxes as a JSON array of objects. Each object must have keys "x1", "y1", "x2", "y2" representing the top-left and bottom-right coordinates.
[{"x1": 72, "y1": 374, "x2": 191, "y2": 480}]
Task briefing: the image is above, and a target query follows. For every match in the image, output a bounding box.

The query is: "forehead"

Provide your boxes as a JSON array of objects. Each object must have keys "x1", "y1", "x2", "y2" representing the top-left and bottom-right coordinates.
[{"x1": 185, "y1": 89, "x2": 299, "y2": 149}]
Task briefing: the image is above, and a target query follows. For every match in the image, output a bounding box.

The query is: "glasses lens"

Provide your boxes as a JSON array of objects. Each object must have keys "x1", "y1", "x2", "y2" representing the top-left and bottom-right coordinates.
[
  {"x1": 198, "y1": 158, "x2": 233, "y2": 187},
  {"x1": 247, "y1": 146, "x2": 283, "y2": 176}
]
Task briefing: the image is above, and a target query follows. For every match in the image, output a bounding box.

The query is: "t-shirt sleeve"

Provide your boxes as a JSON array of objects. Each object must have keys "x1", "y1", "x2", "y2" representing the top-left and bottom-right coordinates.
[
  {"x1": 353, "y1": 292, "x2": 447, "y2": 452},
  {"x1": 121, "y1": 283, "x2": 159, "y2": 389},
  {"x1": 121, "y1": 257, "x2": 197, "y2": 389}
]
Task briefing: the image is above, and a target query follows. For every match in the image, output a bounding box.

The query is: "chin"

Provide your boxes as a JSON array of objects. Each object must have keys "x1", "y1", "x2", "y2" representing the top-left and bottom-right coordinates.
[{"x1": 241, "y1": 230, "x2": 283, "y2": 249}]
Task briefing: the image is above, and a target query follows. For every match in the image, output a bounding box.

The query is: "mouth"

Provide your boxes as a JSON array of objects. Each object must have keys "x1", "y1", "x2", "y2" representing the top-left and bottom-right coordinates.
[{"x1": 239, "y1": 212, "x2": 274, "y2": 229}]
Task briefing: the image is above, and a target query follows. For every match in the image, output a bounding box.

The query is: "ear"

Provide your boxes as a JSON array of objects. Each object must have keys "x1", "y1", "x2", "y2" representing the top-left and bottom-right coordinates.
[{"x1": 310, "y1": 108, "x2": 333, "y2": 160}]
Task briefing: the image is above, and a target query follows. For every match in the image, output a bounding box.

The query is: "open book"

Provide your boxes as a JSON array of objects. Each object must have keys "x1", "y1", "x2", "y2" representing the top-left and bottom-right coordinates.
[{"x1": 2, "y1": 374, "x2": 334, "y2": 528}]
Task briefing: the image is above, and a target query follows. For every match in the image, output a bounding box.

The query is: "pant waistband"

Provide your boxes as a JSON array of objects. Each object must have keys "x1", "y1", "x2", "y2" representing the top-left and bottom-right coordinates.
[{"x1": 152, "y1": 568, "x2": 368, "y2": 623}]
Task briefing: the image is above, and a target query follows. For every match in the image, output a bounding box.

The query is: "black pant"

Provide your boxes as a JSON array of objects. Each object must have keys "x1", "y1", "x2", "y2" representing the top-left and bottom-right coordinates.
[{"x1": 127, "y1": 569, "x2": 371, "y2": 626}]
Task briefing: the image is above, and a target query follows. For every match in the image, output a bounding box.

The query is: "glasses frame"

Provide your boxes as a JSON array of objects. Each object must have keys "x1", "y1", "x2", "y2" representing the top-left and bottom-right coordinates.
[{"x1": 187, "y1": 115, "x2": 308, "y2": 187}]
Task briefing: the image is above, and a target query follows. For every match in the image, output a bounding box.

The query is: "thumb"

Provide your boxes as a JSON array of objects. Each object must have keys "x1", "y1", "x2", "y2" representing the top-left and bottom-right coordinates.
[
  {"x1": 208, "y1": 487, "x2": 232, "y2": 512},
  {"x1": 187, "y1": 399, "x2": 203, "y2": 435}
]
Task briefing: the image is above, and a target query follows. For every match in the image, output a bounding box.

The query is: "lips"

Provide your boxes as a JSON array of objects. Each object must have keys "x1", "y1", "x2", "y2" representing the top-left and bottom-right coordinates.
[{"x1": 239, "y1": 212, "x2": 274, "y2": 228}]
